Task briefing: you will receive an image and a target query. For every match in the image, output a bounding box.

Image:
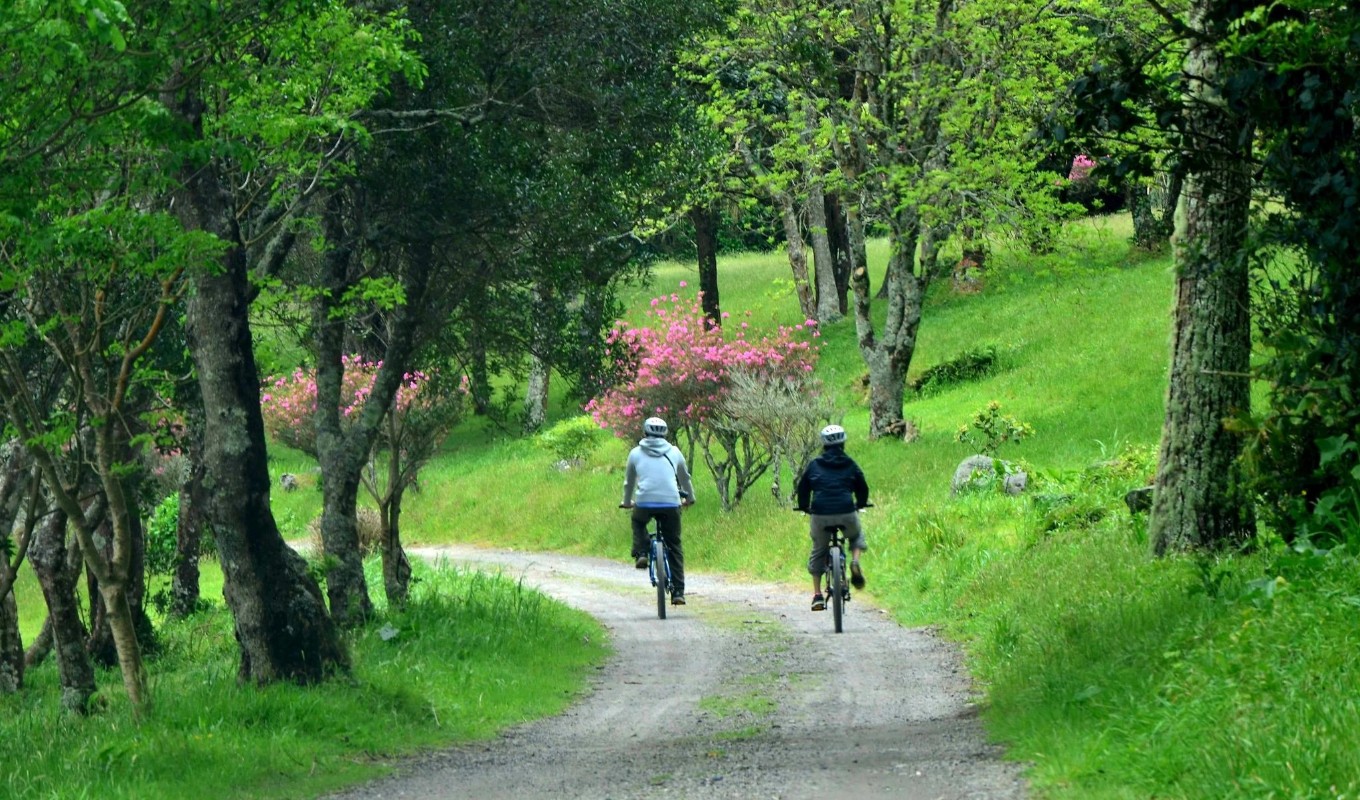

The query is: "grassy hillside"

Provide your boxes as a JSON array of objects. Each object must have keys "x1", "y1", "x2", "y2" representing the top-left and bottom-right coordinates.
[{"x1": 387, "y1": 213, "x2": 1359, "y2": 799}]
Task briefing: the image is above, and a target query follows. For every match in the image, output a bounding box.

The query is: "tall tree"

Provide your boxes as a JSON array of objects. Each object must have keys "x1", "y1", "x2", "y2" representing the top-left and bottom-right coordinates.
[
  {"x1": 695, "y1": 0, "x2": 1101, "y2": 436},
  {"x1": 161, "y1": 0, "x2": 417, "y2": 669},
  {"x1": 1147, "y1": 0, "x2": 1256, "y2": 553}
]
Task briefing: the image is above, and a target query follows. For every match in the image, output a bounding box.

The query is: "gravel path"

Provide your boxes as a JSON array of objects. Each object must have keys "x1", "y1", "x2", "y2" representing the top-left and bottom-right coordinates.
[{"x1": 325, "y1": 545, "x2": 1027, "y2": 800}]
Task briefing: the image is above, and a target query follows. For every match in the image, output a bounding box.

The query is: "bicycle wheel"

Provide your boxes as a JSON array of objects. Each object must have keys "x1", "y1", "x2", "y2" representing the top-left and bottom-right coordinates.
[
  {"x1": 652, "y1": 538, "x2": 668, "y2": 620},
  {"x1": 828, "y1": 547, "x2": 845, "y2": 633}
]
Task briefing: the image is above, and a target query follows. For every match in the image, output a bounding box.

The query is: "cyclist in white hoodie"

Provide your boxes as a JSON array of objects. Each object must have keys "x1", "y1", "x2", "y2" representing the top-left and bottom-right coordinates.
[{"x1": 621, "y1": 417, "x2": 695, "y2": 605}]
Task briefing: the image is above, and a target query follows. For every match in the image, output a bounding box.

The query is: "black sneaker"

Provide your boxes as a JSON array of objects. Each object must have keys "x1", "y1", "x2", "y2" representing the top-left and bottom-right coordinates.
[
  {"x1": 811, "y1": 593, "x2": 826, "y2": 611},
  {"x1": 671, "y1": 595, "x2": 686, "y2": 606},
  {"x1": 635, "y1": 556, "x2": 648, "y2": 569},
  {"x1": 850, "y1": 561, "x2": 866, "y2": 590}
]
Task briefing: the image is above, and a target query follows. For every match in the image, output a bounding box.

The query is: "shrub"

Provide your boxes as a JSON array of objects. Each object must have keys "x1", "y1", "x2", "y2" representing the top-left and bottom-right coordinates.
[
  {"x1": 260, "y1": 355, "x2": 449, "y2": 458},
  {"x1": 586, "y1": 287, "x2": 818, "y2": 441},
  {"x1": 585, "y1": 285, "x2": 821, "y2": 509},
  {"x1": 307, "y1": 507, "x2": 383, "y2": 556},
  {"x1": 911, "y1": 344, "x2": 1003, "y2": 395},
  {"x1": 145, "y1": 493, "x2": 180, "y2": 576},
  {"x1": 956, "y1": 401, "x2": 1034, "y2": 456},
  {"x1": 536, "y1": 416, "x2": 606, "y2": 465},
  {"x1": 145, "y1": 492, "x2": 217, "y2": 575}
]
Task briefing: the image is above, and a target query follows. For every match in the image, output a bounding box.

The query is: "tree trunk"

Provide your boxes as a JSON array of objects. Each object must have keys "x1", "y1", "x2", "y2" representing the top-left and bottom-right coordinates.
[
  {"x1": 1150, "y1": 1, "x2": 1256, "y2": 555},
  {"x1": 524, "y1": 355, "x2": 550, "y2": 434},
  {"x1": 775, "y1": 194, "x2": 817, "y2": 320},
  {"x1": 171, "y1": 408, "x2": 208, "y2": 618},
  {"x1": 851, "y1": 208, "x2": 925, "y2": 438},
  {"x1": 0, "y1": 443, "x2": 31, "y2": 693},
  {"x1": 523, "y1": 282, "x2": 552, "y2": 434},
  {"x1": 379, "y1": 482, "x2": 413, "y2": 608},
  {"x1": 76, "y1": 428, "x2": 153, "y2": 712},
  {"x1": 184, "y1": 250, "x2": 350, "y2": 682},
  {"x1": 84, "y1": 560, "x2": 116, "y2": 667},
  {"x1": 313, "y1": 195, "x2": 433, "y2": 626},
  {"x1": 1157, "y1": 168, "x2": 1184, "y2": 241},
  {"x1": 313, "y1": 199, "x2": 375, "y2": 627},
  {"x1": 825, "y1": 192, "x2": 852, "y2": 315},
  {"x1": 690, "y1": 204, "x2": 721, "y2": 323},
  {"x1": 468, "y1": 333, "x2": 492, "y2": 415},
  {"x1": 93, "y1": 578, "x2": 150, "y2": 712},
  {"x1": 28, "y1": 506, "x2": 96, "y2": 714},
  {"x1": 84, "y1": 484, "x2": 155, "y2": 668},
  {"x1": 172, "y1": 81, "x2": 349, "y2": 681},
  {"x1": 1127, "y1": 179, "x2": 1161, "y2": 250},
  {"x1": 807, "y1": 178, "x2": 841, "y2": 324},
  {"x1": 24, "y1": 616, "x2": 52, "y2": 670},
  {"x1": 0, "y1": 589, "x2": 21, "y2": 694}
]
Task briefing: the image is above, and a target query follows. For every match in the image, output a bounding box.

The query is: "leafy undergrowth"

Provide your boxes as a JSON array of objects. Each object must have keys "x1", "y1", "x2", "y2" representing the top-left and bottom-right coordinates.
[{"x1": 1, "y1": 563, "x2": 606, "y2": 800}]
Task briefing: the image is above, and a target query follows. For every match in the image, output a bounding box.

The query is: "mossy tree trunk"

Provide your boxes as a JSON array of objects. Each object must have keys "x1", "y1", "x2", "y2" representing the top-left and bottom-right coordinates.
[
  {"x1": 1150, "y1": 1, "x2": 1256, "y2": 554},
  {"x1": 28, "y1": 505, "x2": 96, "y2": 714},
  {"x1": 172, "y1": 84, "x2": 350, "y2": 682}
]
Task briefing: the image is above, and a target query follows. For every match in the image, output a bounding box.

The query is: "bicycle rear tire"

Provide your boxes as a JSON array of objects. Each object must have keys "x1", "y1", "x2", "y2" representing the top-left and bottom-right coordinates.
[
  {"x1": 652, "y1": 539, "x2": 668, "y2": 620},
  {"x1": 829, "y1": 547, "x2": 845, "y2": 633}
]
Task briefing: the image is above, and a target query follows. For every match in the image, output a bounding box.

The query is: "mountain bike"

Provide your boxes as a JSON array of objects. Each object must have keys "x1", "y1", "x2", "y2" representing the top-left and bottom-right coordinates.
[
  {"x1": 799, "y1": 504, "x2": 871, "y2": 633},
  {"x1": 621, "y1": 504, "x2": 678, "y2": 619}
]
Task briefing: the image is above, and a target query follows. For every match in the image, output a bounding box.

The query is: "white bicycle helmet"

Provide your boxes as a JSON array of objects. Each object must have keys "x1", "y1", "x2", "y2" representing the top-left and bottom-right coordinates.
[
  {"x1": 644, "y1": 417, "x2": 669, "y2": 437},
  {"x1": 820, "y1": 424, "x2": 846, "y2": 446}
]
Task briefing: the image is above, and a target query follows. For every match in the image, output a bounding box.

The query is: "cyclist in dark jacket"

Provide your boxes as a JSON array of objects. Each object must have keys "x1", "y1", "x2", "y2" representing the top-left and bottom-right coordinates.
[{"x1": 795, "y1": 424, "x2": 869, "y2": 611}]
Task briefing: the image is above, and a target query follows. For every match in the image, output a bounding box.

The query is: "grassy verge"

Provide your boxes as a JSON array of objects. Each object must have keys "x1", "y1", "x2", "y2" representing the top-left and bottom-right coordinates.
[{"x1": 2, "y1": 562, "x2": 606, "y2": 799}]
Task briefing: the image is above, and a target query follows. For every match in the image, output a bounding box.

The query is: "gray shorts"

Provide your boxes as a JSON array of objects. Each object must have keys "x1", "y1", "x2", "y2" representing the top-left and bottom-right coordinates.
[{"x1": 807, "y1": 512, "x2": 867, "y2": 576}]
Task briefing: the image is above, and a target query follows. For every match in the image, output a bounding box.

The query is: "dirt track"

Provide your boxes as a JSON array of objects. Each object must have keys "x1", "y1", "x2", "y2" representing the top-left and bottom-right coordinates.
[{"x1": 325, "y1": 545, "x2": 1027, "y2": 800}]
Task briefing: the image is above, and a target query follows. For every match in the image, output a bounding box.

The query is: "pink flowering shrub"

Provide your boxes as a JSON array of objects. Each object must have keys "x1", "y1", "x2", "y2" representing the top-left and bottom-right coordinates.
[
  {"x1": 261, "y1": 354, "x2": 431, "y2": 458},
  {"x1": 1067, "y1": 154, "x2": 1096, "y2": 182},
  {"x1": 586, "y1": 287, "x2": 822, "y2": 509},
  {"x1": 586, "y1": 290, "x2": 818, "y2": 442}
]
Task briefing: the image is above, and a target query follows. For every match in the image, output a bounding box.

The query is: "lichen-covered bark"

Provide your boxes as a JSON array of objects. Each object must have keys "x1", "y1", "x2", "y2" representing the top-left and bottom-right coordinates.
[
  {"x1": 807, "y1": 179, "x2": 841, "y2": 325},
  {"x1": 1150, "y1": 2, "x2": 1255, "y2": 554},
  {"x1": 0, "y1": 591, "x2": 22, "y2": 694},
  {"x1": 776, "y1": 194, "x2": 816, "y2": 320},
  {"x1": 851, "y1": 212, "x2": 924, "y2": 438},
  {"x1": 171, "y1": 429, "x2": 207, "y2": 618},
  {"x1": 28, "y1": 507, "x2": 95, "y2": 714}
]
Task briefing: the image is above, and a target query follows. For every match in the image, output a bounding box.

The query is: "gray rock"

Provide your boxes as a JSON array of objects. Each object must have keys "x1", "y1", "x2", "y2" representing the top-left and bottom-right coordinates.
[{"x1": 952, "y1": 455, "x2": 1027, "y2": 496}]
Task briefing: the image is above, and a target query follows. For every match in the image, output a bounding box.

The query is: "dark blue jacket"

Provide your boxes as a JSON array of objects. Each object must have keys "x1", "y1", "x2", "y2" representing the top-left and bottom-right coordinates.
[{"x1": 795, "y1": 446, "x2": 869, "y2": 514}]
